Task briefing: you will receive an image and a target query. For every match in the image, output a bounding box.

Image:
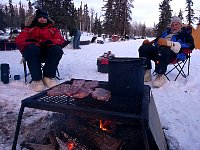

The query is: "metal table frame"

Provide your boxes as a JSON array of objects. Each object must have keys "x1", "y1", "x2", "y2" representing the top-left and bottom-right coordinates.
[{"x1": 12, "y1": 83, "x2": 150, "y2": 150}]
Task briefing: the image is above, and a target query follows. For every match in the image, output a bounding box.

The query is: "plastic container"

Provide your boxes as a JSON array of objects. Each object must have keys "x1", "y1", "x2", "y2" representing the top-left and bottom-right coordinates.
[
  {"x1": 108, "y1": 57, "x2": 146, "y2": 97},
  {"x1": 1, "y1": 63, "x2": 10, "y2": 84},
  {"x1": 14, "y1": 75, "x2": 20, "y2": 80}
]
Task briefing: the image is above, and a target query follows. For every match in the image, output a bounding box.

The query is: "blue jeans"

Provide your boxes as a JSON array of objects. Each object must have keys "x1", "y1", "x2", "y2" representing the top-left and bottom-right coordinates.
[{"x1": 73, "y1": 31, "x2": 81, "y2": 49}]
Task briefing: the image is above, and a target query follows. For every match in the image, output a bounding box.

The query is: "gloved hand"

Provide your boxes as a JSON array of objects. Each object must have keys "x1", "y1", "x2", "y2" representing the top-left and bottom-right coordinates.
[
  {"x1": 40, "y1": 40, "x2": 53, "y2": 47},
  {"x1": 25, "y1": 39, "x2": 37, "y2": 43},
  {"x1": 157, "y1": 38, "x2": 169, "y2": 47},
  {"x1": 62, "y1": 40, "x2": 71, "y2": 48},
  {"x1": 142, "y1": 39, "x2": 150, "y2": 45}
]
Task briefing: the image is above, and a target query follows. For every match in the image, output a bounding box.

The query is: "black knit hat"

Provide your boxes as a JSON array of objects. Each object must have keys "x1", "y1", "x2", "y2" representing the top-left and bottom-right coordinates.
[{"x1": 36, "y1": 9, "x2": 48, "y2": 19}]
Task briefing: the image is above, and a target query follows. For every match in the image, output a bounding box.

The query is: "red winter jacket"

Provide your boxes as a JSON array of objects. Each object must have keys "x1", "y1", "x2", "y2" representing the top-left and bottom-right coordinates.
[{"x1": 15, "y1": 24, "x2": 64, "y2": 53}]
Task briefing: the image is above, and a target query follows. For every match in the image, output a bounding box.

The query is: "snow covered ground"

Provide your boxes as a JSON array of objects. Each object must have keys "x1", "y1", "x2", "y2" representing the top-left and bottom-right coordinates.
[{"x1": 0, "y1": 33, "x2": 200, "y2": 150}]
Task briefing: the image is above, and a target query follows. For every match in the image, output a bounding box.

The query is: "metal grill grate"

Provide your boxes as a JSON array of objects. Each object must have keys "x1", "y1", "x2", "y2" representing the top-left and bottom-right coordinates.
[{"x1": 36, "y1": 93, "x2": 143, "y2": 115}]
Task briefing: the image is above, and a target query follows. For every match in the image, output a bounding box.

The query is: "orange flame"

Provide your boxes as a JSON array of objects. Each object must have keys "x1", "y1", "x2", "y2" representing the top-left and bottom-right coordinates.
[
  {"x1": 66, "y1": 141, "x2": 75, "y2": 150},
  {"x1": 99, "y1": 120, "x2": 112, "y2": 131}
]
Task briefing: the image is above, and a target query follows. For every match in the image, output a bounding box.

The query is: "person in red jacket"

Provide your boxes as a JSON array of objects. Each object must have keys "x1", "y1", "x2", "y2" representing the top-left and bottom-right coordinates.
[{"x1": 15, "y1": 9, "x2": 64, "y2": 92}]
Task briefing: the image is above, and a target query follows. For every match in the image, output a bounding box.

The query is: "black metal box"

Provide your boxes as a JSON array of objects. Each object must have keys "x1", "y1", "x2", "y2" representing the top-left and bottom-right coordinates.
[{"x1": 97, "y1": 57, "x2": 109, "y2": 73}]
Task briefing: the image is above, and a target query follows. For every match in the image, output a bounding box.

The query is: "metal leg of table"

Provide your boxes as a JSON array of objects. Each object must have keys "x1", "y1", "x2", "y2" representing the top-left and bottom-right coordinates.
[{"x1": 12, "y1": 105, "x2": 25, "y2": 150}]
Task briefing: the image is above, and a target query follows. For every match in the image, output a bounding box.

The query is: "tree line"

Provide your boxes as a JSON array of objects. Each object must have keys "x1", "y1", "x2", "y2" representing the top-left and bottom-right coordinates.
[{"x1": 0, "y1": 0, "x2": 198, "y2": 38}]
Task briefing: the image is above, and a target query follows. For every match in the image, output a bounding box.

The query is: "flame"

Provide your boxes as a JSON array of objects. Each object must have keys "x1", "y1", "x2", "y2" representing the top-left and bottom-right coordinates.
[
  {"x1": 66, "y1": 141, "x2": 75, "y2": 150},
  {"x1": 99, "y1": 120, "x2": 112, "y2": 131}
]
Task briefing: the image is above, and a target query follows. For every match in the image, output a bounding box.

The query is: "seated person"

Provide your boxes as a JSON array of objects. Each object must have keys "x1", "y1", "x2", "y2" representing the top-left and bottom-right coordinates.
[
  {"x1": 15, "y1": 9, "x2": 64, "y2": 92},
  {"x1": 138, "y1": 16, "x2": 195, "y2": 88}
]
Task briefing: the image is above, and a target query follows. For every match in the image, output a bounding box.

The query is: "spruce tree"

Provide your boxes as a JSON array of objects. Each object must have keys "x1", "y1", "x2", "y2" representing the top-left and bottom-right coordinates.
[
  {"x1": 178, "y1": 9, "x2": 184, "y2": 21},
  {"x1": 156, "y1": 0, "x2": 172, "y2": 36},
  {"x1": 0, "y1": 4, "x2": 7, "y2": 31},
  {"x1": 185, "y1": 0, "x2": 195, "y2": 25}
]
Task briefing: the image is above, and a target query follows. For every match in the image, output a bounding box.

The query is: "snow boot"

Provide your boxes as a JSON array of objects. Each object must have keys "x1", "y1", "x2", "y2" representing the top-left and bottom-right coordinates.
[
  {"x1": 31, "y1": 80, "x2": 45, "y2": 92},
  {"x1": 43, "y1": 77, "x2": 57, "y2": 88},
  {"x1": 144, "y1": 69, "x2": 152, "y2": 82},
  {"x1": 152, "y1": 74, "x2": 166, "y2": 88}
]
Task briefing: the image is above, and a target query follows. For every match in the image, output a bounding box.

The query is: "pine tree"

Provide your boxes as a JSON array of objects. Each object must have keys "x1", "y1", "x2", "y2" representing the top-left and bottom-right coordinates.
[
  {"x1": 103, "y1": 0, "x2": 133, "y2": 36},
  {"x1": 0, "y1": 4, "x2": 7, "y2": 31},
  {"x1": 19, "y1": 1, "x2": 26, "y2": 26},
  {"x1": 178, "y1": 9, "x2": 184, "y2": 21},
  {"x1": 156, "y1": 0, "x2": 172, "y2": 36},
  {"x1": 92, "y1": 13, "x2": 102, "y2": 36},
  {"x1": 185, "y1": 0, "x2": 195, "y2": 25},
  {"x1": 8, "y1": 0, "x2": 15, "y2": 29},
  {"x1": 27, "y1": 0, "x2": 33, "y2": 17}
]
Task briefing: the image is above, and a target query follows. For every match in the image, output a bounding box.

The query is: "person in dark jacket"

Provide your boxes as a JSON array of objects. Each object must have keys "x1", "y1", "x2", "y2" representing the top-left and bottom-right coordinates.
[
  {"x1": 69, "y1": 27, "x2": 81, "y2": 49},
  {"x1": 138, "y1": 16, "x2": 195, "y2": 88},
  {"x1": 15, "y1": 9, "x2": 64, "y2": 92}
]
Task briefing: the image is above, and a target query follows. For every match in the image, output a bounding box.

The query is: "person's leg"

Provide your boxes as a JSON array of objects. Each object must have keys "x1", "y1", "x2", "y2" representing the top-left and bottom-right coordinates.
[
  {"x1": 154, "y1": 46, "x2": 177, "y2": 74},
  {"x1": 23, "y1": 44, "x2": 42, "y2": 81},
  {"x1": 77, "y1": 31, "x2": 81, "y2": 48},
  {"x1": 153, "y1": 46, "x2": 177, "y2": 88},
  {"x1": 73, "y1": 36, "x2": 76, "y2": 49},
  {"x1": 138, "y1": 44, "x2": 157, "y2": 82},
  {"x1": 42, "y1": 45, "x2": 63, "y2": 78},
  {"x1": 138, "y1": 44, "x2": 157, "y2": 70}
]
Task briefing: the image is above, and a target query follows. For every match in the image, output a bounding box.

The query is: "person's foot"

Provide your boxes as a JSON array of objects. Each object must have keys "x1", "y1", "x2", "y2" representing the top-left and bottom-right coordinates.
[
  {"x1": 152, "y1": 74, "x2": 165, "y2": 88},
  {"x1": 31, "y1": 80, "x2": 45, "y2": 92},
  {"x1": 144, "y1": 69, "x2": 152, "y2": 82},
  {"x1": 43, "y1": 77, "x2": 57, "y2": 88}
]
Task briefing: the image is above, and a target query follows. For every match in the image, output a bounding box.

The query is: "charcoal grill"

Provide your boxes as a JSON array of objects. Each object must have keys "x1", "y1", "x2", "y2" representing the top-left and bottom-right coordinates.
[{"x1": 12, "y1": 80, "x2": 151, "y2": 150}]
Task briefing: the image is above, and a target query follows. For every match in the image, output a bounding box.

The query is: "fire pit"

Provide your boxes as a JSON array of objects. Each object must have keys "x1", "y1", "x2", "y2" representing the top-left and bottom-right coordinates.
[{"x1": 12, "y1": 79, "x2": 167, "y2": 150}]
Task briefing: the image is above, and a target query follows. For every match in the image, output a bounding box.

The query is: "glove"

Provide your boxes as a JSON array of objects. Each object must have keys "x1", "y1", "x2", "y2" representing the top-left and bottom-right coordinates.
[
  {"x1": 142, "y1": 39, "x2": 150, "y2": 45},
  {"x1": 157, "y1": 38, "x2": 168, "y2": 46},
  {"x1": 40, "y1": 40, "x2": 53, "y2": 47},
  {"x1": 25, "y1": 39, "x2": 36, "y2": 43},
  {"x1": 62, "y1": 40, "x2": 71, "y2": 48},
  {"x1": 158, "y1": 38, "x2": 181, "y2": 53}
]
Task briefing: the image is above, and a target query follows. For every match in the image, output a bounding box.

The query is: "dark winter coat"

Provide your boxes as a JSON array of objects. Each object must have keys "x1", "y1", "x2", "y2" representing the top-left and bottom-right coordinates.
[
  {"x1": 69, "y1": 28, "x2": 79, "y2": 37},
  {"x1": 15, "y1": 21, "x2": 64, "y2": 53},
  {"x1": 154, "y1": 27, "x2": 195, "y2": 52}
]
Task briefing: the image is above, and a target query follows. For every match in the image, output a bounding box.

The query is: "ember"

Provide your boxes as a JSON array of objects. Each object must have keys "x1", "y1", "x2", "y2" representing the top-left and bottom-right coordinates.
[
  {"x1": 99, "y1": 120, "x2": 112, "y2": 131},
  {"x1": 66, "y1": 141, "x2": 75, "y2": 150}
]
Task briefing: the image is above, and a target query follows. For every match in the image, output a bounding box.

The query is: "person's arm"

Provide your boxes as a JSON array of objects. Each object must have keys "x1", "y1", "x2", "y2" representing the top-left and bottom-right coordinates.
[
  {"x1": 51, "y1": 28, "x2": 65, "y2": 46},
  {"x1": 15, "y1": 28, "x2": 36, "y2": 53}
]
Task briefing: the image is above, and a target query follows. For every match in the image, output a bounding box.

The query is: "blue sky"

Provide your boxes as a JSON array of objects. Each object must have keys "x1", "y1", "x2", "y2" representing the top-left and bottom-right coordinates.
[{"x1": 1, "y1": 0, "x2": 200, "y2": 27}]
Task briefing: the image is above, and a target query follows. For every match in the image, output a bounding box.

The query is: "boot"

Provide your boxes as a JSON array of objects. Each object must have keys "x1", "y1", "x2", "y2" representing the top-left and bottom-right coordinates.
[
  {"x1": 43, "y1": 77, "x2": 57, "y2": 88},
  {"x1": 152, "y1": 74, "x2": 165, "y2": 88},
  {"x1": 144, "y1": 69, "x2": 152, "y2": 82},
  {"x1": 31, "y1": 80, "x2": 45, "y2": 92}
]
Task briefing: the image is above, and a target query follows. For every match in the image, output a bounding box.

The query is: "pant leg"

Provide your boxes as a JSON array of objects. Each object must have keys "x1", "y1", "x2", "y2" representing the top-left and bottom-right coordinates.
[
  {"x1": 23, "y1": 44, "x2": 42, "y2": 81},
  {"x1": 155, "y1": 46, "x2": 177, "y2": 74},
  {"x1": 138, "y1": 44, "x2": 157, "y2": 69},
  {"x1": 73, "y1": 31, "x2": 81, "y2": 49},
  {"x1": 42, "y1": 45, "x2": 63, "y2": 78},
  {"x1": 77, "y1": 31, "x2": 81, "y2": 48}
]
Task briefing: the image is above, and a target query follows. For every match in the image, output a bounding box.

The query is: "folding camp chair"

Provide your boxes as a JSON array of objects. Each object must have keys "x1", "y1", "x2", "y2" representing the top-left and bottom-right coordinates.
[
  {"x1": 22, "y1": 58, "x2": 60, "y2": 83},
  {"x1": 165, "y1": 49, "x2": 192, "y2": 81}
]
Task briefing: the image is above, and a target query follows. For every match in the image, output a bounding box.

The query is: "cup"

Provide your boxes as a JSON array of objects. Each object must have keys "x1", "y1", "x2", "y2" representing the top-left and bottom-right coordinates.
[{"x1": 14, "y1": 75, "x2": 20, "y2": 80}]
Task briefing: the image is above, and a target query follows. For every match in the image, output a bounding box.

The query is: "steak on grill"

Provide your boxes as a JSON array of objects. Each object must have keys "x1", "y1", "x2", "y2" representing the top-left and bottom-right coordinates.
[
  {"x1": 72, "y1": 87, "x2": 93, "y2": 98},
  {"x1": 84, "y1": 80, "x2": 99, "y2": 89},
  {"x1": 47, "y1": 84, "x2": 71, "y2": 96},
  {"x1": 91, "y1": 88, "x2": 111, "y2": 101},
  {"x1": 64, "y1": 85, "x2": 81, "y2": 96},
  {"x1": 72, "y1": 79, "x2": 86, "y2": 87}
]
